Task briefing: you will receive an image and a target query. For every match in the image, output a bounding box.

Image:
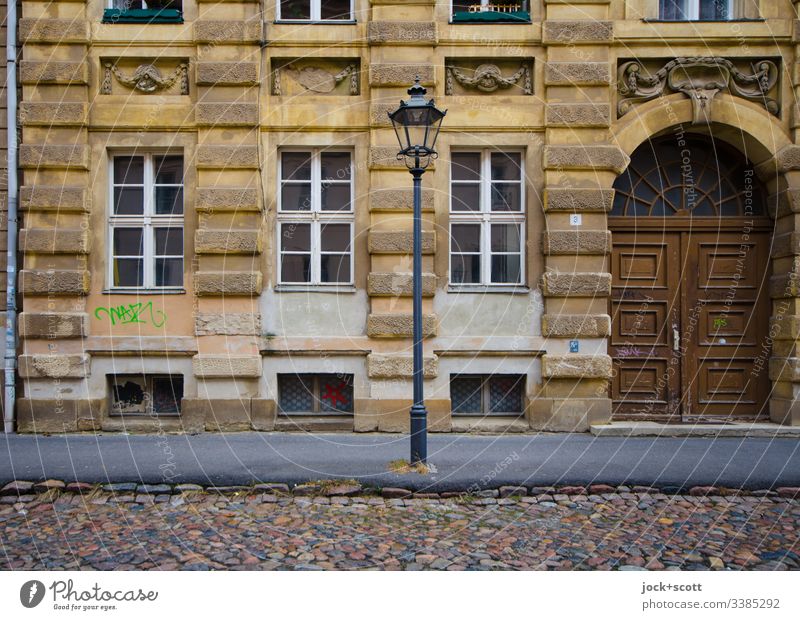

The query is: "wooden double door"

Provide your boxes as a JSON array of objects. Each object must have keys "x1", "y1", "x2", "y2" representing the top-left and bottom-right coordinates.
[{"x1": 609, "y1": 226, "x2": 771, "y2": 422}]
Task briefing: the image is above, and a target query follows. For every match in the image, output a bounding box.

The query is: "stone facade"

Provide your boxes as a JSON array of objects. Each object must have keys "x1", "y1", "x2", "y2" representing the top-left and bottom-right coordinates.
[{"x1": 12, "y1": 0, "x2": 800, "y2": 432}]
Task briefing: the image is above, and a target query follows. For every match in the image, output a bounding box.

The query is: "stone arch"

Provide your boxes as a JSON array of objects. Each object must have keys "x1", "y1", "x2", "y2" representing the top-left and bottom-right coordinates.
[{"x1": 612, "y1": 94, "x2": 792, "y2": 189}]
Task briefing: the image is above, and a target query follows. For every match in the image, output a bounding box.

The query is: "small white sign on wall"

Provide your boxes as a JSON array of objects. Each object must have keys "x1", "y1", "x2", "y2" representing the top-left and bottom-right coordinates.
[{"x1": 569, "y1": 214, "x2": 582, "y2": 226}]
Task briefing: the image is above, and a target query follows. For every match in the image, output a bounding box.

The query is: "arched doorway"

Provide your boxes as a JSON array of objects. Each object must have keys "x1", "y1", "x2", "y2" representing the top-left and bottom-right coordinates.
[{"x1": 609, "y1": 135, "x2": 773, "y2": 422}]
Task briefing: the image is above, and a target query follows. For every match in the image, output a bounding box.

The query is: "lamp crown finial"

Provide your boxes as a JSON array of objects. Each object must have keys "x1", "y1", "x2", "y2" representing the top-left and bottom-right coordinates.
[{"x1": 408, "y1": 76, "x2": 427, "y2": 97}]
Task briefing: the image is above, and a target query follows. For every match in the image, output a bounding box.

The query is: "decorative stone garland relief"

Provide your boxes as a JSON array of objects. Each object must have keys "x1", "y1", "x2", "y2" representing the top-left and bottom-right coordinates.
[
  {"x1": 444, "y1": 60, "x2": 533, "y2": 96},
  {"x1": 272, "y1": 59, "x2": 360, "y2": 96},
  {"x1": 101, "y1": 61, "x2": 190, "y2": 95},
  {"x1": 617, "y1": 57, "x2": 779, "y2": 124}
]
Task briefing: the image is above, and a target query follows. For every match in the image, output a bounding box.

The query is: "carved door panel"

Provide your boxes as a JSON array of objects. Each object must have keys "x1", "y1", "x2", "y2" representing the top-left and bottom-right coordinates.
[
  {"x1": 610, "y1": 232, "x2": 682, "y2": 420},
  {"x1": 680, "y1": 232, "x2": 771, "y2": 421}
]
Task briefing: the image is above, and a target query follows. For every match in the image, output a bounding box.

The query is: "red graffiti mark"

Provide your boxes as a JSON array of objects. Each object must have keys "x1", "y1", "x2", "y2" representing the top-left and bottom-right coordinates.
[{"x1": 321, "y1": 382, "x2": 348, "y2": 408}]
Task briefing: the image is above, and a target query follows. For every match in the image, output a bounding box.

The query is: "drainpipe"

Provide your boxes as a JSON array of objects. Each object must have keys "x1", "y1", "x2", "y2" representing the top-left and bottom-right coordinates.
[{"x1": 4, "y1": 0, "x2": 18, "y2": 434}]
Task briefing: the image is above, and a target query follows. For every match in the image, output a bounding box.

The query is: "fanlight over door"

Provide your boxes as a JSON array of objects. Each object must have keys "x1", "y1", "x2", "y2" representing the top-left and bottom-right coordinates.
[
  {"x1": 609, "y1": 136, "x2": 772, "y2": 422},
  {"x1": 611, "y1": 137, "x2": 766, "y2": 218}
]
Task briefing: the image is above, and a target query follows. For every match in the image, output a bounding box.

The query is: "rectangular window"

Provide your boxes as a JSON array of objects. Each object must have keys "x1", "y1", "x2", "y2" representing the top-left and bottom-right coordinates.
[
  {"x1": 109, "y1": 152, "x2": 184, "y2": 290},
  {"x1": 449, "y1": 150, "x2": 525, "y2": 286},
  {"x1": 277, "y1": 0, "x2": 354, "y2": 21},
  {"x1": 451, "y1": 0, "x2": 530, "y2": 23},
  {"x1": 104, "y1": 0, "x2": 184, "y2": 23},
  {"x1": 278, "y1": 149, "x2": 353, "y2": 286},
  {"x1": 451, "y1": 374, "x2": 525, "y2": 416},
  {"x1": 278, "y1": 374, "x2": 354, "y2": 414},
  {"x1": 109, "y1": 375, "x2": 183, "y2": 416},
  {"x1": 659, "y1": 0, "x2": 733, "y2": 20}
]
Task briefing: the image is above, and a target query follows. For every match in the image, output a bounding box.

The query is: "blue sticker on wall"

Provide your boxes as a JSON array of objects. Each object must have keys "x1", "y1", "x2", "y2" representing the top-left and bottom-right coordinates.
[{"x1": 569, "y1": 340, "x2": 579, "y2": 353}]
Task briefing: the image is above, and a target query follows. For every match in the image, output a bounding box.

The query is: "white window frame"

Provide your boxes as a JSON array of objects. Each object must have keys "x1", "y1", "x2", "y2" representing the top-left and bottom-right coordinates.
[
  {"x1": 660, "y1": 0, "x2": 734, "y2": 20},
  {"x1": 449, "y1": 148, "x2": 526, "y2": 288},
  {"x1": 108, "y1": 0, "x2": 178, "y2": 9},
  {"x1": 451, "y1": 0, "x2": 529, "y2": 15},
  {"x1": 107, "y1": 151, "x2": 184, "y2": 291},
  {"x1": 276, "y1": 0, "x2": 355, "y2": 22},
  {"x1": 277, "y1": 148, "x2": 355, "y2": 287}
]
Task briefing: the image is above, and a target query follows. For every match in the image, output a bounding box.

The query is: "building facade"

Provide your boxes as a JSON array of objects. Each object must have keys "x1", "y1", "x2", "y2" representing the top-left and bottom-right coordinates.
[{"x1": 12, "y1": 0, "x2": 800, "y2": 433}]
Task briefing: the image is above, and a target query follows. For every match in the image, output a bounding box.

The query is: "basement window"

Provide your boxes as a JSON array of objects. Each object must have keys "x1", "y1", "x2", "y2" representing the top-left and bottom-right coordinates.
[
  {"x1": 278, "y1": 374, "x2": 354, "y2": 415},
  {"x1": 103, "y1": 0, "x2": 183, "y2": 24},
  {"x1": 452, "y1": 0, "x2": 530, "y2": 23},
  {"x1": 450, "y1": 374, "x2": 525, "y2": 416},
  {"x1": 109, "y1": 375, "x2": 183, "y2": 416}
]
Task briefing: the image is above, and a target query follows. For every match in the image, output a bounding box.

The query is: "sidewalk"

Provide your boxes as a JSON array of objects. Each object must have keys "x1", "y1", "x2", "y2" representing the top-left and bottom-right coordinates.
[{"x1": 2, "y1": 432, "x2": 799, "y2": 491}]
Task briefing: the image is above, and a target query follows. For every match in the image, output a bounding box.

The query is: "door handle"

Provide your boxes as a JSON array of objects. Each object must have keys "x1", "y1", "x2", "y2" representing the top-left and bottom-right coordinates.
[{"x1": 672, "y1": 324, "x2": 680, "y2": 352}]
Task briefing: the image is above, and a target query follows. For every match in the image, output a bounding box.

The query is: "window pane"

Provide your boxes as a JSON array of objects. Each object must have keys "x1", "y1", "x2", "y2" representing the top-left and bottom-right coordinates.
[
  {"x1": 152, "y1": 377, "x2": 183, "y2": 414},
  {"x1": 452, "y1": 0, "x2": 472, "y2": 13},
  {"x1": 318, "y1": 375, "x2": 354, "y2": 412},
  {"x1": 155, "y1": 186, "x2": 183, "y2": 215},
  {"x1": 114, "y1": 258, "x2": 143, "y2": 287},
  {"x1": 281, "y1": 223, "x2": 311, "y2": 251},
  {"x1": 491, "y1": 224, "x2": 521, "y2": 252},
  {"x1": 321, "y1": 223, "x2": 351, "y2": 252},
  {"x1": 155, "y1": 258, "x2": 183, "y2": 287},
  {"x1": 321, "y1": 184, "x2": 351, "y2": 211},
  {"x1": 114, "y1": 187, "x2": 144, "y2": 215},
  {"x1": 279, "y1": 375, "x2": 314, "y2": 412},
  {"x1": 154, "y1": 155, "x2": 183, "y2": 184},
  {"x1": 113, "y1": 228, "x2": 143, "y2": 256},
  {"x1": 491, "y1": 254, "x2": 521, "y2": 284},
  {"x1": 281, "y1": 254, "x2": 311, "y2": 282},
  {"x1": 660, "y1": 0, "x2": 688, "y2": 19},
  {"x1": 321, "y1": 152, "x2": 351, "y2": 180},
  {"x1": 320, "y1": 0, "x2": 351, "y2": 19},
  {"x1": 489, "y1": 375, "x2": 524, "y2": 413},
  {"x1": 491, "y1": 152, "x2": 522, "y2": 181},
  {"x1": 451, "y1": 254, "x2": 480, "y2": 284},
  {"x1": 281, "y1": 183, "x2": 312, "y2": 211},
  {"x1": 113, "y1": 156, "x2": 144, "y2": 184},
  {"x1": 491, "y1": 182, "x2": 521, "y2": 211},
  {"x1": 281, "y1": 152, "x2": 312, "y2": 179},
  {"x1": 451, "y1": 153, "x2": 481, "y2": 181},
  {"x1": 154, "y1": 228, "x2": 183, "y2": 255},
  {"x1": 321, "y1": 254, "x2": 351, "y2": 283},
  {"x1": 451, "y1": 377, "x2": 483, "y2": 414},
  {"x1": 451, "y1": 183, "x2": 480, "y2": 211},
  {"x1": 699, "y1": 0, "x2": 728, "y2": 19},
  {"x1": 451, "y1": 224, "x2": 481, "y2": 252},
  {"x1": 114, "y1": 0, "x2": 144, "y2": 8}
]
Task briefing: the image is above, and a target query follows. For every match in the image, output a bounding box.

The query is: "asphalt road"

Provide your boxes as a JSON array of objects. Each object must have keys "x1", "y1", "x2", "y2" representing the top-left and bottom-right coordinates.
[{"x1": 1, "y1": 432, "x2": 799, "y2": 491}]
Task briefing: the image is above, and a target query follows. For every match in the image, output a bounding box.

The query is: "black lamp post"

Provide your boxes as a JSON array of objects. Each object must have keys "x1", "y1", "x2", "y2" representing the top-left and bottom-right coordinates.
[{"x1": 388, "y1": 78, "x2": 446, "y2": 464}]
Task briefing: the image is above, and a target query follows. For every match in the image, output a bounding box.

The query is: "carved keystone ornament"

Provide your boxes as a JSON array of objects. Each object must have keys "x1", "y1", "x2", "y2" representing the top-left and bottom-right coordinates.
[
  {"x1": 101, "y1": 62, "x2": 190, "y2": 95},
  {"x1": 617, "y1": 57, "x2": 779, "y2": 124}
]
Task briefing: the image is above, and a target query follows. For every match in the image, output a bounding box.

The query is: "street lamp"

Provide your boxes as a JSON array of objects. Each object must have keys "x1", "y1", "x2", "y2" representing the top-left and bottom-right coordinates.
[{"x1": 388, "y1": 78, "x2": 446, "y2": 464}]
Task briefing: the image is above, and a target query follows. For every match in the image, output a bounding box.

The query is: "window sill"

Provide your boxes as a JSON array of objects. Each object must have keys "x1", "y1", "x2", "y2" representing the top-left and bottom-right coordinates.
[
  {"x1": 102, "y1": 288, "x2": 186, "y2": 295},
  {"x1": 447, "y1": 285, "x2": 530, "y2": 294},
  {"x1": 274, "y1": 19, "x2": 357, "y2": 25},
  {"x1": 643, "y1": 18, "x2": 764, "y2": 23},
  {"x1": 275, "y1": 284, "x2": 356, "y2": 293},
  {"x1": 102, "y1": 8, "x2": 184, "y2": 24}
]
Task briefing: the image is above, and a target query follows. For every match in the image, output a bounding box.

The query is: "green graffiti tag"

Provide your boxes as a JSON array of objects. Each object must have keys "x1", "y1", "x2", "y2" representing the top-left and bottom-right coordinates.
[
  {"x1": 95, "y1": 302, "x2": 166, "y2": 328},
  {"x1": 713, "y1": 317, "x2": 728, "y2": 329}
]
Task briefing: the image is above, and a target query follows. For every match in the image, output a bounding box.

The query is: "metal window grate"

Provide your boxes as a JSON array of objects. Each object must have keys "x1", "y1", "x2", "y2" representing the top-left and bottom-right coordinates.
[
  {"x1": 278, "y1": 374, "x2": 354, "y2": 415},
  {"x1": 451, "y1": 374, "x2": 525, "y2": 416}
]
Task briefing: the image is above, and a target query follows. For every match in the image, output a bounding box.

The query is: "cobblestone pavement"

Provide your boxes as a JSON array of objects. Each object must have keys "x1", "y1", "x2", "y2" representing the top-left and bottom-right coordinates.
[{"x1": 2, "y1": 486, "x2": 799, "y2": 570}]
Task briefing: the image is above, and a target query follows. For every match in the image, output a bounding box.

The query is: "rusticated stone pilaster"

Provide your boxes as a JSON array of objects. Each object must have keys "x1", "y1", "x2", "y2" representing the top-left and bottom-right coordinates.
[{"x1": 194, "y1": 271, "x2": 263, "y2": 295}]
